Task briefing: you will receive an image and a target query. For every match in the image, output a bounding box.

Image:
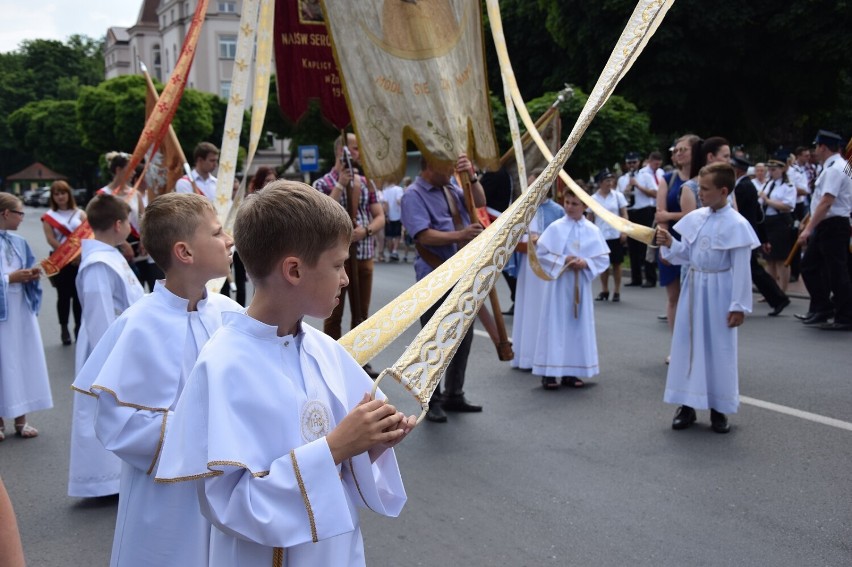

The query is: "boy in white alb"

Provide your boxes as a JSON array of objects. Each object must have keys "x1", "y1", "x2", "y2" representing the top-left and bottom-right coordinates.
[
  {"x1": 532, "y1": 190, "x2": 610, "y2": 389},
  {"x1": 156, "y1": 182, "x2": 415, "y2": 566},
  {"x1": 72, "y1": 193, "x2": 241, "y2": 566},
  {"x1": 656, "y1": 162, "x2": 759, "y2": 433},
  {"x1": 69, "y1": 195, "x2": 144, "y2": 497}
]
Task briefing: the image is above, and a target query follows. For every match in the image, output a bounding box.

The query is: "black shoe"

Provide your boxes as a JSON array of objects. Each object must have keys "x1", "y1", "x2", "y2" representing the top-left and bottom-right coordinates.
[
  {"x1": 611, "y1": 293, "x2": 620, "y2": 303},
  {"x1": 794, "y1": 311, "x2": 813, "y2": 321},
  {"x1": 671, "y1": 405, "x2": 696, "y2": 430},
  {"x1": 60, "y1": 326, "x2": 72, "y2": 346},
  {"x1": 641, "y1": 281, "x2": 656, "y2": 288},
  {"x1": 441, "y1": 395, "x2": 483, "y2": 413},
  {"x1": 710, "y1": 409, "x2": 730, "y2": 433},
  {"x1": 817, "y1": 321, "x2": 852, "y2": 331},
  {"x1": 362, "y1": 364, "x2": 380, "y2": 379},
  {"x1": 595, "y1": 291, "x2": 609, "y2": 301},
  {"x1": 768, "y1": 298, "x2": 791, "y2": 317},
  {"x1": 625, "y1": 282, "x2": 642, "y2": 287},
  {"x1": 425, "y1": 403, "x2": 447, "y2": 423},
  {"x1": 802, "y1": 311, "x2": 832, "y2": 325},
  {"x1": 541, "y1": 376, "x2": 559, "y2": 390},
  {"x1": 502, "y1": 305, "x2": 514, "y2": 316},
  {"x1": 789, "y1": 275, "x2": 799, "y2": 283}
]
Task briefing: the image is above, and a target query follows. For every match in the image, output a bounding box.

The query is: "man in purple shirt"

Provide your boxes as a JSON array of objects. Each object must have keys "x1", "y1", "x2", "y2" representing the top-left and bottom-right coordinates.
[{"x1": 401, "y1": 154, "x2": 486, "y2": 422}]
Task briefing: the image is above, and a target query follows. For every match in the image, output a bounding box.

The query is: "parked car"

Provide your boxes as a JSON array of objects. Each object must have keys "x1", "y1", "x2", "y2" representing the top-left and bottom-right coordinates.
[
  {"x1": 37, "y1": 187, "x2": 52, "y2": 206},
  {"x1": 73, "y1": 188, "x2": 91, "y2": 207},
  {"x1": 24, "y1": 187, "x2": 50, "y2": 207}
]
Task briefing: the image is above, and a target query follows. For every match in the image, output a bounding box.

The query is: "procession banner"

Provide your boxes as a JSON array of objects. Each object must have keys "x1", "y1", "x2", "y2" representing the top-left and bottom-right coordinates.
[
  {"x1": 122, "y1": 0, "x2": 208, "y2": 184},
  {"x1": 214, "y1": 0, "x2": 260, "y2": 220},
  {"x1": 141, "y1": 64, "x2": 186, "y2": 197},
  {"x1": 227, "y1": 0, "x2": 275, "y2": 233},
  {"x1": 367, "y1": 0, "x2": 674, "y2": 421},
  {"x1": 274, "y1": 0, "x2": 349, "y2": 129},
  {"x1": 320, "y1": 0, "x2": 500, "y2": 182}
]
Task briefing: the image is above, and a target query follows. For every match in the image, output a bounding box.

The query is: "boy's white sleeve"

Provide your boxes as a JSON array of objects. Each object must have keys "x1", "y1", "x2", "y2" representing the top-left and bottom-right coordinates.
[
  {"x1": 78, "y1": 263, "x2": 119, "y2": 347},
  {"x1": 201, "y1": 439, "x2": 355, "y2": 548},
  {"x1": 660, "y1": 239, "x2": 690, "y2": 265},
  {"x1": 94, "y1": 394, "x2": 169, "y2": 474},
  {"x1": 728, "y1": 245, "x2": 753, "y2": 313}
]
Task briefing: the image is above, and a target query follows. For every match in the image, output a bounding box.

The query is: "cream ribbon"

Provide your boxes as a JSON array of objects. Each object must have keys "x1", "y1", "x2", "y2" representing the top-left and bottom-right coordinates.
[{"x1": 370, "y1": 0, "x2": 676, "y2": 422}]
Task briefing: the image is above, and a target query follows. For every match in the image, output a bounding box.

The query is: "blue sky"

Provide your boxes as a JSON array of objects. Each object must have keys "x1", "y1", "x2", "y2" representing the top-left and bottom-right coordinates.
[{"x1": 0, "y1": 0, "x2": 141, "y2": 53}]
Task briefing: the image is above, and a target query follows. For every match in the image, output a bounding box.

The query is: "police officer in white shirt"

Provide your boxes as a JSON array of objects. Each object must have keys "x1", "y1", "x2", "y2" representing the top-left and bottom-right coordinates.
[
  {"x1": 623, "y1": 151, "x2": 661, "y2": 287},
  {"x1": 796, "y1": 130, "x2": 852, "y2": 329}
]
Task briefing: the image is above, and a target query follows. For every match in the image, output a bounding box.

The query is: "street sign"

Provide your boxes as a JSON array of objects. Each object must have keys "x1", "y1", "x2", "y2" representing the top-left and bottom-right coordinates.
[{"x1": 298, "y1": 145, "x2": 320, "y2": 172}]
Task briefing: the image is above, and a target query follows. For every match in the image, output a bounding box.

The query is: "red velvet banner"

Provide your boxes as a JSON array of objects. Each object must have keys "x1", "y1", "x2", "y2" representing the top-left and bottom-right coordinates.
[{"x1": 274, "y1": 0, "x2": 350, "y2": 129}]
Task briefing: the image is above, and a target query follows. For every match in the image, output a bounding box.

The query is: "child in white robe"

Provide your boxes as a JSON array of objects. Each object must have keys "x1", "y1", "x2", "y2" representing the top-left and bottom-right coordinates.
[
  {"x1": 656, "y1": 162, "x2": 759, "y2": 433},
  {"x1": 0, "y1": 193, "x2": 52, "y2": 441},
  {"x1": 155, "y1": 182, "x2": 415, "y2": 567},
  {"x1": 69, "y1": 195, "x2": 144, "y2": 497},
  {"x1": 532, "y1": 190, "x2": 610, "y2": 389},
  {"x1": 73, "y1": 193, "x2": 240, "y2": 566}
]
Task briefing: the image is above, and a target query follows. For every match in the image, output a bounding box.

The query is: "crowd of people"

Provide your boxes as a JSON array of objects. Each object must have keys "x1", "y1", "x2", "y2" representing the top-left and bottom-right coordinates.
[{"x1": 0, "y1": 125, "x2": 849, "y2": 565}]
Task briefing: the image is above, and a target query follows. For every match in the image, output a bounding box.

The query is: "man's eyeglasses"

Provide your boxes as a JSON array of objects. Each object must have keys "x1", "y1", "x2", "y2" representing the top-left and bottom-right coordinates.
[{"x1": 8, "y1": 210, "x2": 25, "y2": 217}]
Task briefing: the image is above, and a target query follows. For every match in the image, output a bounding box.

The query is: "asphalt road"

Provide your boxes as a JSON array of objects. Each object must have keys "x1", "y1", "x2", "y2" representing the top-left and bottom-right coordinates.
[{"x1": 2, "y1": 205, "x2": 850, "y2": 566}]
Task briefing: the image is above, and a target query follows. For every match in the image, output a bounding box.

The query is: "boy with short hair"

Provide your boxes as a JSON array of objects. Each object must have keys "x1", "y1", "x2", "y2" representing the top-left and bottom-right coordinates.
[
  {"x1": 656, "y1": 162, "x2": 759, "y2": 433},
  {"x1": 69, "y1": 194, "x2": 145, "y2": 498},
  {"x1": 155, "y1": 181, "x2": 414, "y2": 566},
  {"x1": 531, "y1": 189, "x2": 610, "y2": 389},
  {"x1": 72, "y1": 193, "x2": 241, "y2": 566}
]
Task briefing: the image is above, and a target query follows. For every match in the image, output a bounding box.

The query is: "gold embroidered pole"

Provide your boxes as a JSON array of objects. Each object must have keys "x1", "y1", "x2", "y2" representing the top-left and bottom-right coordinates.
[
  {"x1": 371, "y1": 0, "x2": 675, "y2": 422},
  {"x1": 225, "y1": 0, "x2": 274, "y2": 232},
  {"x1": 214, "y1": 0, "x2": 260, "y2": 219}
]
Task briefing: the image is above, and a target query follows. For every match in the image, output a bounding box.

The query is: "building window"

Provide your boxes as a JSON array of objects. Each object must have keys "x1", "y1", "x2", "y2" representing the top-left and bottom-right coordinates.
[
  {"x1": 219, "y1": 35, "x2": 237, "y2": 59},
  {"x1": 218, "y1": 2, "x2": 237, "y2": 13},
  {"x1": 220, "y1": 81, "x2": 232, "y2": 99},
  {"x1": 152, "y1": 44, "x2": 162, "y2": 80}
]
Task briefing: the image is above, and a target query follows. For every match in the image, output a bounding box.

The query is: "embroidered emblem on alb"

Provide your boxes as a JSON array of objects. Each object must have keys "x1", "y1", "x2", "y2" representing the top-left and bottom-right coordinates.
[{"x1": 301, "y1": 400, "x2": 331, "y2": 442}]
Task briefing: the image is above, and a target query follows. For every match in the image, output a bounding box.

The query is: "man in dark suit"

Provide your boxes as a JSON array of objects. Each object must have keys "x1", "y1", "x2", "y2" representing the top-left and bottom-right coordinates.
[{"x1": 731, "y1": 156, "x2": 790, "y2": 315}]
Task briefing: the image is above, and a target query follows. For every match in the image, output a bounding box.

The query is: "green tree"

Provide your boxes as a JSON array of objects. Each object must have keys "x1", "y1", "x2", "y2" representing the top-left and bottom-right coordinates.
[
  {"x1": 534, "y1": 0, "x2": 852, "y2": 149},
  {"x1": 8, "y1": 100, "x2": 99, "y2": 186},
  {"x1": 77, "y1": 75, "x2": 217, "y2": 168}
]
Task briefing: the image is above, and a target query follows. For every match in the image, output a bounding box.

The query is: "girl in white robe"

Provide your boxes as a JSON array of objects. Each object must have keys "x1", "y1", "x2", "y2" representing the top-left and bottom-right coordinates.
[
  {"x1": 68, "y1": 237, "x2": 144, "y2": 497},
  {"x1": 532, "y1": 192, "x2": 610, "y2": 388},
  {"x1": 0, "y1": 194, "x2": 52, "y2": 440},
  {"x1": 657, "y1": 164, "x2": 759, "y2": 430}
]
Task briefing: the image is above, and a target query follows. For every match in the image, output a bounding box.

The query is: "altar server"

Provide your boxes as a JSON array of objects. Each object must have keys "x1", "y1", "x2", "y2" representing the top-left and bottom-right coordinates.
[
  {"x1": 656, "y1": 162, "x2": 759, "y2": 433},
  {"x1": 532, "y1": 190, "x2": 610, "y2": 389},
  {"x1": 72, "y1": 193, "x2": 240, "y2": 566},
  {"x1": 155, "y1": 181, "x2": 414, "y2": 566},
  {"x1": 69, "y1": 195, "x2": 144, "y2": 497}
]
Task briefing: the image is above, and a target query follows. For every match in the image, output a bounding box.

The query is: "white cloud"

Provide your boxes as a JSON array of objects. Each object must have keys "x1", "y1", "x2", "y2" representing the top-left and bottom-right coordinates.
[{"x1": 0, "y1": 0, "x2": 141, "y2": 53}]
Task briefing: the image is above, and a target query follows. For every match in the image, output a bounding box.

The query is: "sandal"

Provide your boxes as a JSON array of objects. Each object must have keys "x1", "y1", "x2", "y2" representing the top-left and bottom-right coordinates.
[
  {"x1": 595, "y1": 291, "x2": 609, "y2": 301},
  {"x1": 612, "y1": 293, "x2": 620, "y2": 303},
  {"x1": 541, "y1": 376, "x2": 559, "y2": 390},
  {"x1": 14, "y1": 422, "x2": 38, "y2": 439},
  {"x1": 561, "y1": 376, "x2": 585, "y2": 388}
]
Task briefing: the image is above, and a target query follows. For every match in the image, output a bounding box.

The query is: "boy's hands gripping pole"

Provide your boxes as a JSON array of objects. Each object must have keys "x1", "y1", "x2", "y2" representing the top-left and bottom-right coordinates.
[{"x1": 326, "y1": 394, "x2": 417, "y2": 465}]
